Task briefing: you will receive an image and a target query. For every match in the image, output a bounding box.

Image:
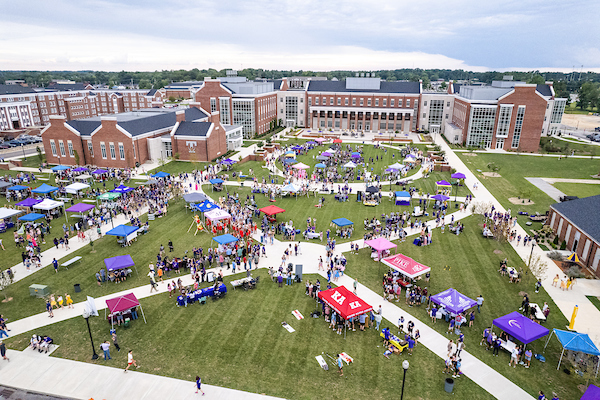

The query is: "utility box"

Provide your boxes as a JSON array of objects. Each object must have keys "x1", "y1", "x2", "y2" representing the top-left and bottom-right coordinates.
[{"x1": 29, "y1": 284, "x2": 50, "y2": 298}]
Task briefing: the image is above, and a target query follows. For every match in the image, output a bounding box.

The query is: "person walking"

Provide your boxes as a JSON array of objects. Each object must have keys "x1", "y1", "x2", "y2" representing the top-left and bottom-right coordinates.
[
  {"x1": 100, "y1": 340, "x2": 111, "y2": 360},
  {"x1": 476, "y1": 295, "x2": 484, "y2": 313},
  {"x1": 112, "y1": 332, "x2": 120, "y2": 352},
  {"x1": 337, "y1": 354, "x2": 344, "y2": 377},
  {"x1": 124, "y1": 350, "x2": 138, "y2": 372},
  {"x1": 195, "y1": 376, "x2": 205, "y2": 395},
  {"x1": 0, "y1": 340, "x2": 8, "y2": 361}
]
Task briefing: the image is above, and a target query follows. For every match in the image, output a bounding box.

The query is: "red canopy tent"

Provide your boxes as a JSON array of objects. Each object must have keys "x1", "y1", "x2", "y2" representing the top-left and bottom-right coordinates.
[
  {"x1": 381, "y1": 253, "x2": 430, "y2": 279},
  {"x1": 318, "y1": 286, "x2": 372, "y2": 319},
  {"x1": 259, "y1": 205, "x2": 286, "y2": 216},
  {"x1": 105, "y1": 293, "x2": 147, "y2": 327},
  {"x1": 333, "y1": 139, "x2": 342, "y2": 143}
]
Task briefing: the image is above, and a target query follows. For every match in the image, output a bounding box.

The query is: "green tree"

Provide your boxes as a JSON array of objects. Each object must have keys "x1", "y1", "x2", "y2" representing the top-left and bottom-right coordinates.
[
  {"x1": 138, "y1": 79, "x2": 152, "y2": 89},
  {"x1": 553, "y1": 80, "x2": 570, "y2": 99},
  {"x1": 528, "y1": 74, "x2": 545, "y2": 85},
  {"x1": 578, "y1": 82, "x2": 599, "y2": 110}
]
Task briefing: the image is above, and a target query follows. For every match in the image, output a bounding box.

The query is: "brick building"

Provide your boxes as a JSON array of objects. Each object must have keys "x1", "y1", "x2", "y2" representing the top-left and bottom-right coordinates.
[
  {"x1": 189, "y1": 77, "x2": 277, "y2": 138},
  {"x1": 305, "y1": 77, "x2": 422, "y2": 133},
  {"x1": 444, "y1": 81, "x2": 566, "y2": 152},
  {"x1": 547, "y1": 195, "x2": 600, "y2": 275},
  {"x1": 41, "y1": 106, "x2": 230, "y2": 168},
  {"x1": 0, "y1": 83, "x2": 163, "y2": 129}
]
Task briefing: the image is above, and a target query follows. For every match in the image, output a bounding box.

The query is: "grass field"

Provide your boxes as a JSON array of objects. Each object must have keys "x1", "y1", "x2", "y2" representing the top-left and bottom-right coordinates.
[
  {"x1": 0, "y1": 200, "x2": 217, "y2": 321},
  {"x1": 344, "y1": 215, "x2": 592, "y2": 399},
  {"x1": 457, "y1": 152, "x2": 600, "y2": 229},
  {"x1": 539, "y1": 137, "x2": 600, "y2": 155},
  {"x1": 4, "y1": 271, "x2": 492, "y2": 400},
  {"x1": 552, "y1": 182, "x2": 600, "y2": 198}
]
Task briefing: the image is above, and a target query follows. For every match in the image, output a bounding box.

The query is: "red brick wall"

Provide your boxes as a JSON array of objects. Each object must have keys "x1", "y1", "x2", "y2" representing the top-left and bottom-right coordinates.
[
  {"x1": 498, "y1": 86, "x2": 546, "y2": 152},
  {"x1": 41, "y1": 117, "x2": 86, "y2": 166},
  {"x1": 194, "y1": 82, "x2": 232, "y2": 119},
  {"x1": 173, "y1": 122, "x2": 227, "y2": 162}
]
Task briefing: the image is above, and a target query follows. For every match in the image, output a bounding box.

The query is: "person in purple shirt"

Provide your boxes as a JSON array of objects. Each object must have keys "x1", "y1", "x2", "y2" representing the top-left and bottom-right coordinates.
[{"x1": 407, "y1": 336, "x2": 415, "y2": 355}]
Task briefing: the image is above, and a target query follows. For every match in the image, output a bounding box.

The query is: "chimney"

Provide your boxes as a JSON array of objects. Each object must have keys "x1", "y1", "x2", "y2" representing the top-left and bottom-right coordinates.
[{"x1": 176, "y1": 110, "x2": 185, "y2": 123}]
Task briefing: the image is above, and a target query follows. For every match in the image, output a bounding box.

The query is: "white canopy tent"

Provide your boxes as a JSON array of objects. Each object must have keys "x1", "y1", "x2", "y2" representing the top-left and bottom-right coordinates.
[
  {"x1": 0, "y1": 207, "x2": 23, "y2": 219},
  {"x1": 205, "y1": 208, "x2": 231, "y2": 221},
  {"x1": 343, "y1": 161, "x2": 357, "y2": 168},
  {"x1": 389, "y1": 162, "x2": 404, "y2": 170},
  {"x1": 33, "y1": 199, "x2": 64, "y2": 211},
  {"x1": 65, "y1": 182, "x2": 90, "y2": 194},
  {"x1": 75, "y1": 174, "x2": 92, "y2": 181}
]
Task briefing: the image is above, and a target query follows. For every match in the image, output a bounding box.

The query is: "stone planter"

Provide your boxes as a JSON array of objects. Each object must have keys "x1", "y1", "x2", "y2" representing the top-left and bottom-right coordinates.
[
  {"x1": 264, "y1": 145, "x2": 275, "y2": 153},
  {"x1": 254, "y1": 149, "x2": 267, "y2": 160}
]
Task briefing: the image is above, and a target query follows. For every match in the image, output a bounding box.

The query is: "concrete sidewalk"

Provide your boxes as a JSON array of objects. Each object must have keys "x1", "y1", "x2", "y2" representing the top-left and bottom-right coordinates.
[{"x1": 0, "y1": 350, "x2": 282, "y2": 400}]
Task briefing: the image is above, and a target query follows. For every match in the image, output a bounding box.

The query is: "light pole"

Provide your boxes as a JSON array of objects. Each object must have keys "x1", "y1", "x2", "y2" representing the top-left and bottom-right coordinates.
[
  {"x1": 21, "y1": 143, "x2": 26, "y2": 160},
  {"x1": 528, "y1": 240, "x2": 536, "y2": 269},
  {"x1": 401, "y1": 360, "x2": 409, "y2": 400},
  {"x1": 83, "y1": 310, "x2": 99, "y2": 360}
]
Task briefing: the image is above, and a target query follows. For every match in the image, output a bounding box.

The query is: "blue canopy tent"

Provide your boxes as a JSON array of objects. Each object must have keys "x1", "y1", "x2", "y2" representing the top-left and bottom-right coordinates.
[
  {"x1": 544, "y1": 329, "x2": 600, "y2": 376},
  {"x1": 196, "y1": 200, "x2": 219, "y2": 212},
  {"x1": 152, "y1": 171, "x2": 170, "y2": 179},
  {"x1": 106, "y1": 224, "x2": 139, "y2": 245},
  {"x1": 332, "y1": 217, "x2": 353, "y2": 227},
  {"x1": 111, "y1": 185, "x2": 134, "y2": 194},
  {"x1": 213, "y1": 234, "x2": 239, "y2": 245},
  {"x1": 315, "y1": 163, "x2": 326, "y2": 168},
  {"x1": 18, "y1": 213, "x2": 45, "y2": 222},
  {"x1": 283, "y1": 158, "x2": 298, "y2": 164},
  {"x1": 209, "y1": 179, "x2": 224, "y2": 184},
  {"x1": 50, "y1": 165, "x2": 69, "y2": 172},
  {"x1": 209, "y1": 178, "x2": 224, "y2": 192},
  {"x1": 31, "y1": 183, "x2": 58, "y2": 194},
  {"x1": 8, "y1": 185, "x2": 28, "y2": 192},
  {"x1": 395, "y1": 191, "x2": 411, "y2": 206}
]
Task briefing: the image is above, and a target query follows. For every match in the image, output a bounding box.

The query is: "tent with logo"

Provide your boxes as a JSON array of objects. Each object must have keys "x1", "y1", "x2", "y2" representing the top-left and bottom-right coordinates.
[
  {"x1": 111, "y1": 185, "x2": 134, "y2": 194},
  {"x1": 544, "y1": 329, "x2": 600, "y2": 376},
  {"x1": 205, "y1": 208, "x2": 231, "y2": 222},
  {"x1": 430, "y1": 288, "x2": 477, "y2": 315},
  {"x1": 105, "y1": 292, "x2": 146, "y2": 328},
  {"x1": 492, "y1": 311, "x2": 549, "y2": 345},
  {"x1": 318, "y1": 285, "x2": 373, "y2": 338},
  {"x1": 381, "y1": 253, "x2": 430, "y2": 279},
  {"x1": 395, "y1": 191, "x2": 411, "y2": 206}
]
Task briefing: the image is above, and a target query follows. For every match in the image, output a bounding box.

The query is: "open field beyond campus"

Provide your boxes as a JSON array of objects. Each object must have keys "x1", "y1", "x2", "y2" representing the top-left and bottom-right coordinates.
[
  {"x1": 457, "y1": 152, "x2": 600, "y2": 229},
  {"x1": 4, "y1": 271, "x2": 491, "y2": 400},
  {"x1": 552, "y1": 182, "x2": 600, "y2": 198}
]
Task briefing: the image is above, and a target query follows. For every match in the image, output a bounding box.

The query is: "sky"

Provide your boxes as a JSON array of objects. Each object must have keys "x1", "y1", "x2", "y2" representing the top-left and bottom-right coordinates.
[{"x1": 1, "y1": 0, "x2": 599, "y2": 73}]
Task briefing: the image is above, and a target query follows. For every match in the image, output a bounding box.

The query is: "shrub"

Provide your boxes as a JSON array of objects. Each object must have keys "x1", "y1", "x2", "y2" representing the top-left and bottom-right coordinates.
[
  {"x1": 560, "y1": 240, "x2": 567, "y2": 250},
  {"x1": 553, "y1": 236, "x2": 559, "y2": 245},
  {"x1": 566, "y1": 266, "x2": 585, "y2": 278},
  {"x1": 547, "y1": 251, "x2": 564, "y2": 261}
]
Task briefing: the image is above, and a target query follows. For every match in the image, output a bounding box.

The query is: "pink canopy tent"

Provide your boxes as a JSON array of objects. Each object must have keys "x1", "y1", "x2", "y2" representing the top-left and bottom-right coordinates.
[
  {"x1": 292, "y1": 162, "x2": 310, "y2": 169},
  {"x1": 364, "y1": 237, "x2": 397, "y2": 260},
  {"x1": 381, "y1": 253, "x2": 430, "y2": 279},
  {"x1": 105, "y1": 292, "x2": 147, "y2": 327},
  {"x1": 314, "y1": 138, "x2": 325, "y2": 143}
]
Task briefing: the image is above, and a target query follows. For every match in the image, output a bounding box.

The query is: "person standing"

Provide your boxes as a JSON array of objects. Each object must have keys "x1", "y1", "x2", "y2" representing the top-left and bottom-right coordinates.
[
  {"x1": 112, "y1": 332, "x2": 120, "y2": 352},
  {"x1": 337, "y1": 354, "x2": 344, "y2": 377},
  {"x1": 195, "y1": 376, "x2": 205, "y2": 395},
  {"x1": 52, "y1": 258, "x2": 59, "y2": 273},
  {"x1": 46, "y1": 299, "x2": 54, "y2": 318},
  {"x1": 0, "y1": 340, "x2": 8, "y2": 361},
  {"x1": 124, "y1": 350, "x2": 138, "y2": 372},
  {"x1": 353, "y1": 278, "x2": 358, "y2": 294},
  {"x1": 476, "y1": 295, "x2": 484, "y2": 313},
  {"x1": 100, "y1": 340, "x2": 111, "y2": 360}
]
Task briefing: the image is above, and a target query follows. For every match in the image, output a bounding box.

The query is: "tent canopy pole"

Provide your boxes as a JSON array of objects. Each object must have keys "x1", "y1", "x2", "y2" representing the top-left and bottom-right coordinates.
[{"x1": 140, "y1": 304, "x2": 147, "y2": 324}]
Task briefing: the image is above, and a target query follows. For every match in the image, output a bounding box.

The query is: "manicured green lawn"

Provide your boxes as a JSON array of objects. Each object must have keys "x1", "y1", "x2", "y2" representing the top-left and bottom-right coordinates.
[
  {"x1": 147, "y1": 160, "x2": 207, "y2": 176},
  {"x1": 0, "y1": 200, "x2": 217, "y2": 321},
  {"x1": 344, "y1": 215, "x2": 593, "y2": 399},
  {"x1": 539, "y1": 137, "x2": 600, "y2": 155},
  {"x1": 552, "y1": 182, "x2": 600, "y2": 198},
  {"x1": 586, "y1": 296, "x2": 600, "y2": 313},
  {"x1": 5, "y1": 271, "x2": 491, "y2": 400},
  {"x1": 457, "y1": 152, "x2": 600, "y2": 229}
]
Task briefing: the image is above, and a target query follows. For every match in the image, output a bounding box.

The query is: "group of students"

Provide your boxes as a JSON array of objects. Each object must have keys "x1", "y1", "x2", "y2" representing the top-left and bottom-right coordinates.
[
  {"x1": 480, "y1": 327, "x2": 534, "y2": 368},
  {"x1": 45, "y1": 293, "x2": 74, "y2": 317}
]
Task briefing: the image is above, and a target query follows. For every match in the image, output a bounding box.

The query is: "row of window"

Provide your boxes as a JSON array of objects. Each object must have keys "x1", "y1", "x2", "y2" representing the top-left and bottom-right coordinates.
[{"x1": 309, "y1": 96, "x2": 414, "y2": 108}]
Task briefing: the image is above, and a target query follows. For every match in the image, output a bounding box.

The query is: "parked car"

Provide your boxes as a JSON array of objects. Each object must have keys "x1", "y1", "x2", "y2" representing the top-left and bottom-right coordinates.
[{"x1": 0, "y1": 143, "x2": 10, "y2": 149}]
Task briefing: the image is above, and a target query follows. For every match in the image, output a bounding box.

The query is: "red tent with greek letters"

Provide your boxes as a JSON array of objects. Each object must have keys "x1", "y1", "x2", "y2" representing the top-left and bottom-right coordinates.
[
  {"x1": 381, "y1": 253, "x2": 430, "y2": 279},
  {"x1": 318, "y1": 285, "x2": 372, "y2": 320}
]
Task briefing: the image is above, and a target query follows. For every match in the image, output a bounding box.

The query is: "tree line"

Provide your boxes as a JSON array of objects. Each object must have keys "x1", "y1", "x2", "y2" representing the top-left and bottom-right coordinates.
[{"x1": 0, "y1": 68, "x2": 596, "y2": 95}]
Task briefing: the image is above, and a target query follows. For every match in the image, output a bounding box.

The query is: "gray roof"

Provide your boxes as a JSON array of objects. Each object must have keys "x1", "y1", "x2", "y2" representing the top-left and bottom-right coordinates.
[
  {"x1": 458, "y1": 86, "x2": 513, "y2": 101},
  {"x1": 166, "y1": 81, "x2": 203, "y2": 88},
  {"x1": 536, "y1": 84, "x2": 552, "y2": 97},
  {"x1": 47, "y1": 83, "x2": 87, "y2": 91},
  {"x1": 307, "y1": 80, "x2": 420, "y2": 94},
  {"x1": 146, "y1": 89, "x2": 157, "y2": 96},
  {"x1": 223, "y1": 124, "x2": 243, "y2": 132},
  {"x1": 451, "y1": 84, "x2": 462, "y2": 94},
  {"x1": 173, "y1": 121, "x2": 211, "y2": 137},
  {"x1": 552, "y1": 195, "x2": 600, "y2": 244},
  {"x1": 66, "y1": 107, "x2": 209, "y2": 137},
  {"x1": 0, "y1": 84, "x2": 36, "y2": 95}
]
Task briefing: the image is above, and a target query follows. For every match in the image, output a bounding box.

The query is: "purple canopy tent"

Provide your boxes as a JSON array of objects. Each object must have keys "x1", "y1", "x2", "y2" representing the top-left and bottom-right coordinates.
[
  {"x1": 73, "y1": 167, "x2": 89, "y2": 172},
  {"x1": 221, "y1": 158, "x2": 236, "y2": 166},
  {"x1": 16, "y1": 198, "x2": 42, "y2": 208},
  {"x1": 451, "y1": 172, "x2": 466, "y2": 179},
  {"x1": 92, "y1": 169, "x2": 108, "y2": 174},
  {"x1": 581, "y1": 384, "x2": 600, "y2": 400},
  {"x1": 104, "y1": 254, "x2": 137, "y2": 275},
  {"x1": 430, "y1": 288, "x2": 476, "y2": 315},
  {"x1": 66, "y1": 203, "x2": 95, "y2": 213},
  {"x1": 321, "y1": 152, "x2": 332, "y2": 157},
  {"x1": 492, "y1": 311, "x2": 549, "y2": 344}
]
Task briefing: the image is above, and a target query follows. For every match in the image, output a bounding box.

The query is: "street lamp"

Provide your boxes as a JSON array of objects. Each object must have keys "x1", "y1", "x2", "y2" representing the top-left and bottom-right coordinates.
[
  {"x1": 21, "y1": 143, "x2": 26, "y2": 161},
  {"x1": 528, "y1": 240, "x2": 536, "y2": 269},
  {"x1": 401, "y1": 360, "x2": 409, "y2": 400},
  {"x1": 83, "y1": 310, "x2": 99, "y2": 360}
]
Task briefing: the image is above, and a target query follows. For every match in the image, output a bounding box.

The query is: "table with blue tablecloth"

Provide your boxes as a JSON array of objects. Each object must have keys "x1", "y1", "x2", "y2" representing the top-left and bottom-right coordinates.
[{"x1": 177, "y1": 283, "x2": 227, "y2": 306}]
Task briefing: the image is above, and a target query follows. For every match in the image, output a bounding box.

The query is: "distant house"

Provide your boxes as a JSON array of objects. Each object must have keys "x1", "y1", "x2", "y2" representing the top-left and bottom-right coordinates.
[{"x1": 547, "y1": 195, "x2": 600, "y2": 274}]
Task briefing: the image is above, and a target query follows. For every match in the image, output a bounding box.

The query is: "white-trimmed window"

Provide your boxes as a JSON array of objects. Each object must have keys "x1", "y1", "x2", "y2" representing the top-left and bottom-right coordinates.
[
  {"x1": 133, "y1": 142, "x2": 136, "y2": 159},
  {"x1": 406, "y1": 99, "x2": 410, "y2": 107},
  {"x1": 511, "y1": 106, "x2": 526, "y2": 148},
  {"x1": 330, "y1": 98, "x2": 333, "y2": 106},
  {"x1": 391, "y1": 99, "x2": 395, "y2": 107},
  {"x1": 360, "y1": 98, "x2": 364, "y2": 106},
  {"x1": 337, "y1": 98, "x2": 341, "y2": 106},
  {"x1": 315, "y1": 98, "x2": 319, "y2": 105},
  {"x1": 383, "y1": 99, "x2": 387, "y2": 106},
  {"x1": 67, "y1": 140, "x2": 74, "y2": 157},
  {"x1": 58, "y1": 140, "x2": 66, "y2": 157},
  {"x1": 50, "y1": 140, "x2": 57, "y2": 156},
  {"x1": 87, "y1": 140, "x2": 94, "y2": 157},
  {"x1": 375, "y1": 99, "x2": 379, "y2": 106},
  {"x1": 352, "y1": 98, "x2": 356, "y2": 106},
  {"x1": 100, "y1": 142, "x2": 107, "y2": 159},
  {"x1": 345, "y1": 98, "x2": 349, "y2": 105},
  {"x1": 367, "y1": 99, "x2": 371, "y2": 106},
  {"x1": 109, "y1": 143, "x2": 116, "y2": 160},
  {"x1": 210, "y1": 98, "x2": 217, "y2": 113},
  {"x1": 118, "y1": 142, "x2": 125, "y2": 160}
]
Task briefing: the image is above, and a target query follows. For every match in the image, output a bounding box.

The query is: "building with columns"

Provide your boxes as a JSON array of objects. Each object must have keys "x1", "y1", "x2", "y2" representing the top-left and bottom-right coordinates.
[{"x1": 305, "y1": 77, "x2": 421, "y2": 133}]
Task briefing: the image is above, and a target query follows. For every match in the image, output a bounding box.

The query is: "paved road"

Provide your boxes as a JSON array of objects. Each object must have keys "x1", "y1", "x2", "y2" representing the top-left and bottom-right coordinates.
[{"x1": 0, "y1": 144, "x2": 41, "y2": 160}]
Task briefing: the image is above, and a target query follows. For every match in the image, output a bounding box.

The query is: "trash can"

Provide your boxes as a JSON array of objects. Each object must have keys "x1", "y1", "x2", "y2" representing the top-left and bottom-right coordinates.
[
  {"x1": 74, "y1": 283, "x2": 81, "y2": 293},
  {"x1": 445, "y1": 378, "x2": 454, "y2": 393}
]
